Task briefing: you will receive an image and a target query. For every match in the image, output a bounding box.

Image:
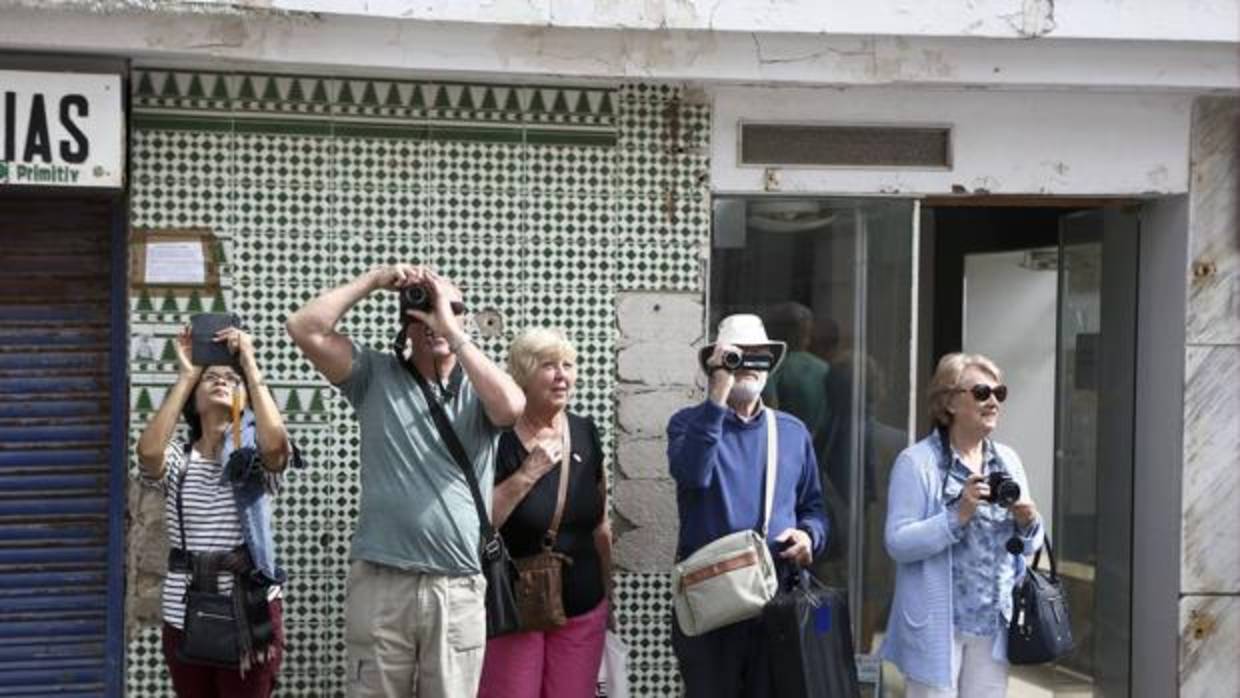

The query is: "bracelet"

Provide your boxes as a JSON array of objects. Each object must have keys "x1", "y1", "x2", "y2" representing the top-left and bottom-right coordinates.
[{"x1": 448, "y1": 334, "x2": 473, "y2": 353}]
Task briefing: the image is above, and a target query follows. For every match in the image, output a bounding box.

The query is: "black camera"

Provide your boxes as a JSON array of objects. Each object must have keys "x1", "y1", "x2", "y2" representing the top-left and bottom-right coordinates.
[
  {"x1": 985, "y1": 471, "x2": 1021, "y2": 508},
  {"x1": 400, "y1": 285, "x2": 434, "y2": 314},
  {"x1": 720, "y1": 349, "x2": 775, "y2": 372},
  {"x1": 399, "y1": 284, "x2": 467, "y2": 317}
]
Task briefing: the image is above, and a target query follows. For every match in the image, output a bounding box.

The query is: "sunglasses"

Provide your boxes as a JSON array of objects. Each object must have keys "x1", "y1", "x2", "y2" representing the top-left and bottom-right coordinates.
[{"x1": 959, "y1": 383, "x2": 1008, "y2": 402}]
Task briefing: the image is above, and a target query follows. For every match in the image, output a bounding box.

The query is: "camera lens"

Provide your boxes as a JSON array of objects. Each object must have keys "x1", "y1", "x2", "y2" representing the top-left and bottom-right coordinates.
[
  {"x1": 400, "y1": 285, "x2": 432, "y2": 313},
  {"x1": 996, "y1": 480, "x2": 1021, "y2": 507},
  {"x1": 721, "y1": 349, "x2": 743, "y2": 370},
  {"x1": 987, "y1": 472, "x2": 1021, "y2": 508}
]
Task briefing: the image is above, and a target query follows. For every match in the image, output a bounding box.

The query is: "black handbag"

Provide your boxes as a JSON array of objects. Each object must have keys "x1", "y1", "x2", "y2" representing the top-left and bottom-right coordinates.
[
  {"x1": 1008, "y1": 535, "x2": 1074, "y2": 665},
  {"x1": 401, "y1": 354, "x2": 521, "y2": 637},
  {"x1": 762, "y1": 572, "x2": 861, "y2": 698},
  {"x1": 180, "y1": 587, "x2": 242, "y2": 668},
  {"x1": 173, "y1": 465, "x2": 241, "y2": 668}
]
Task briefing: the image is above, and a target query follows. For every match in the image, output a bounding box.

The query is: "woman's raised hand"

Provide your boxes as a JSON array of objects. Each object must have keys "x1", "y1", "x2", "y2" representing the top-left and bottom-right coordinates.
[
  {"x1": 215, "y1": 326, "x2": 256, "y2": 360},
  {"x1": 174, "y1": 326, "x2": 202, "y2": 381},
  {"x1": 1011, "y1": 500, "x2": 1039, "y2": 529},
  {"x1": 521, "y1": 438, "x2": 563, "y2": 482},
  {"x1": 957, "y1": 473, "x2": 990, "y2": 525}
]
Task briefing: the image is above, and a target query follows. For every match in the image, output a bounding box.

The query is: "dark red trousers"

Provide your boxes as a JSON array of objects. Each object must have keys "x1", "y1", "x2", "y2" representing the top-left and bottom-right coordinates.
[{"x1": 161, "y1": 598, "x2": 284, "y2": 698}]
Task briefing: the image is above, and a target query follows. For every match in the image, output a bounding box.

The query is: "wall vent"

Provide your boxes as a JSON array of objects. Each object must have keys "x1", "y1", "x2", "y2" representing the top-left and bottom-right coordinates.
[{"x1": 739, "y1": 122, "x2": 952, "y2": 169}]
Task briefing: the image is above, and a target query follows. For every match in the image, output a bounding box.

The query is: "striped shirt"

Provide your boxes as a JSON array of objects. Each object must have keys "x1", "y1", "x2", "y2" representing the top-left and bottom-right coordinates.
[{"x1": 147, "y1": 442, "x2": 282, "y2": 629}]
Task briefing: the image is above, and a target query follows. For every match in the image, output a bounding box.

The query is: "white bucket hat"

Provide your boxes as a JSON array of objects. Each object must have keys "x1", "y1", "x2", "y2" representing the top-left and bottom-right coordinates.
[{"x1": 697, "y1": 314, "x2": 787, "y2": 373}]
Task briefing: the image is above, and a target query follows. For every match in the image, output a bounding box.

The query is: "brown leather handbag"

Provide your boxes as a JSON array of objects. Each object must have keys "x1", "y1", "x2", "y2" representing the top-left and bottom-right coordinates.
[{"x1": 513, "y1": 426, "x2": 574, "y2": 632}]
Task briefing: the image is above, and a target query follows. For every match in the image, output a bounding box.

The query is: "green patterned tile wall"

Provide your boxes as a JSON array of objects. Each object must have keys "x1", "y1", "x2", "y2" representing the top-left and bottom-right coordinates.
[{"x1": 126, "y1": 69, "x2": 709, "y2": 697}]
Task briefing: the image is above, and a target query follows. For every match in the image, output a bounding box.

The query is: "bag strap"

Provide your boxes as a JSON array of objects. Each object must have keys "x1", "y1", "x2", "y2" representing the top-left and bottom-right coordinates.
[
  {"x1": 760, "y1": 407, "x2": 778, "y2": 538},
  {"x1": 543, "y1": 419, "x2": 572, "y2": 550},
  {"x1": 1031, "y1": 533, "x2": 1059, "y2": 583},
  {"x1": 176, "y1": 442, "x2": 191, "y2": 554},
  {"x1": 397, "y1": 352, "x2": 496, "y2": 546}
]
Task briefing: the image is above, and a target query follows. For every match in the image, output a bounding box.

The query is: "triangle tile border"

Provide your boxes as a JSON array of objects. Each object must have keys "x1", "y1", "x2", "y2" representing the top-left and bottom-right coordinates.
[{"x1": 133, "y1": 68, "x2": 619, "y2": 147}]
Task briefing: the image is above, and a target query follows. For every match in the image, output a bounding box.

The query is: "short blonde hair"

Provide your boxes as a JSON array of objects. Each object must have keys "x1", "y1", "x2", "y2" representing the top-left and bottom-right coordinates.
[
  {"x1": 507, "y1": 328, "x2": 577, "y2": 389},
  {"x1": 927, "y1": 352, "x2": 1003, "y2": 427}
]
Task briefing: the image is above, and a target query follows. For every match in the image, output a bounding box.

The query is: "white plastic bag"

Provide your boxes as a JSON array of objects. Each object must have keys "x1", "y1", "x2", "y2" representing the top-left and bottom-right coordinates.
[{"x1": 595, "y1": 630, "x2": 630, "y2": 698}]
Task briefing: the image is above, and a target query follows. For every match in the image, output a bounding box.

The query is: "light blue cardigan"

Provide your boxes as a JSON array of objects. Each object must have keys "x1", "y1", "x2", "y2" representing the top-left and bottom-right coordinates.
[{"x1": 879, "y1": 433, "x2": 1044, "y2": 690}]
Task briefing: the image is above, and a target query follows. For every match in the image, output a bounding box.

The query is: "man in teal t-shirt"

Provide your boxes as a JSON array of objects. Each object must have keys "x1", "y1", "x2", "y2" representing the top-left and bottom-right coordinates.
[{"x1": 288, "y1": 264, "x2": 525, "y2": 698}]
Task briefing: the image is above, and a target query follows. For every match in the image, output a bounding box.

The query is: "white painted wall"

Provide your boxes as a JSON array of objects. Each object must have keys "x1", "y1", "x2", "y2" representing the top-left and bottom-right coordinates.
[
  {"x1": 23, "y1": 0, "x2": 1240, "y2": 43},
  {"x1": 711, "y1": 86, "x2": 1194, "y2": 196},
  {"x1": 0, "y1": 7, "x2": 1237, "y2": 92},
  {"x1": 963, "y1": 250, "x2": 1058, "y2": 531}
]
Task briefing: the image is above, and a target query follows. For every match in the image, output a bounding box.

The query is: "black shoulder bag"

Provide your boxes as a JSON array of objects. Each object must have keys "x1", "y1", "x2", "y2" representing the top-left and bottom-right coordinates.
[
  {"x1": 174, "y1": 454, "x2": 243, "y2": 668},
  {"x1": 1007, "y1": 535, "x2": 1074, "y2": 664},
  {"x1": 398, "y1": 353, "x2": 521, "y2": 637}
]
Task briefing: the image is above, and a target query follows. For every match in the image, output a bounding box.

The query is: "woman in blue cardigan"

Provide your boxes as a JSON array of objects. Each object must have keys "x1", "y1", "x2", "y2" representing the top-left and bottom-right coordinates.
[{"x1": 881, "y1": 353, "x2": 1044, "y2": 698}]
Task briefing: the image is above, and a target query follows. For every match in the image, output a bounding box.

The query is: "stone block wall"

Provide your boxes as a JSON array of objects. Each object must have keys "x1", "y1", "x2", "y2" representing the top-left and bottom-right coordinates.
[
  {"x1": 612, "y1": 291, "x2": 705, "y2": 572},
  {"x1": 1179, "y1": 96, "x2": 1240, "y2": 696}
]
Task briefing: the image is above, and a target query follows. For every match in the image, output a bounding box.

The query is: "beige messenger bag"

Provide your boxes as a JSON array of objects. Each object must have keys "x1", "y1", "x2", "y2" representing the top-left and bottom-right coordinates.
[{"x1": 672, "y1": 409, "x2": 779, "y2": 637}]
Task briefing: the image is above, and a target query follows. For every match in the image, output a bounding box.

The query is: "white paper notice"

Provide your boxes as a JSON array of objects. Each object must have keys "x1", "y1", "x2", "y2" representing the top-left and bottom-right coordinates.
[{"x1": 145, "y1": 241, "x2": 206, "y2": 284}]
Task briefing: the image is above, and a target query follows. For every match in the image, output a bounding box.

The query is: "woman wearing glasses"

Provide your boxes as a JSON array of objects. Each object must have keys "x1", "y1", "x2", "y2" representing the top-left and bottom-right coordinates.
[
  {"x1": 136, "y1": 324, "x2": 297, "y2": 698},
  {"x1": 880, "y1": 353, "x2": 1044, "y2": 698}
]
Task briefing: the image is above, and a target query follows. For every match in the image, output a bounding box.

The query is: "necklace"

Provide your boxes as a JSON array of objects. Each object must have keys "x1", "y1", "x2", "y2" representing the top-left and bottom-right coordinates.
[{"x1": 515, "y1": 411, "x2": 564, "y2": 448}]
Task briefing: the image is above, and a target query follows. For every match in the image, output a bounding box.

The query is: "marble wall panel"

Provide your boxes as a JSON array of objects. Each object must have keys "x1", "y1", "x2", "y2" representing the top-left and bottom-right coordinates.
[
  {"x1": 1179, "y1": 595, "x2": 1240, "y2": 695},
  {"x1": 1181, "y1": 346, "x2": 1240, "y2": 593},
  {"x1": 1186, "y1": 97, "x2": 1240, "y2": 345},
  {"x1": 1183, "y1": 96, "x2": 1240, "y2": 602}
]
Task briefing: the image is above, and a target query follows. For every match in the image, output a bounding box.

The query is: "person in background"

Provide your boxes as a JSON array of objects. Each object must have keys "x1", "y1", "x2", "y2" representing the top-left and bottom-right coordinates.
[
  {"x1": 136, "y1": 324, "x2": 296, "y2": 698},
  {"x1": 477, "y1": 328, "x2": 612, "y2": 698},
  {"x1": 882, "y1": 353, "x2": 1044, "y2": 698},
  {"x1": 667, "y1": 314, "x2": 829, "y2": 698},
  {"x1": 762, "y1": 301, "x2": 831, "y2": 457}
]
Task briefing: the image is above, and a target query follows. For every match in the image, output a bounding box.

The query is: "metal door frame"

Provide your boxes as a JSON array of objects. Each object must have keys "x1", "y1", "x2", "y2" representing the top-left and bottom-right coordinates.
[{"x1": 105, "y1": 198, "x2": 128, "y2": 697}]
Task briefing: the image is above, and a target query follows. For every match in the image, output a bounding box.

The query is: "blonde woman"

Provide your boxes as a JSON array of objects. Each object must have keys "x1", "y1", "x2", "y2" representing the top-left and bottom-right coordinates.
[
  {"x1": 477, "y1": 328, "x2": 612, "y2": 698},
  {"x1": 881, "y1": 353, "x2": 1044, "y2": 698}
]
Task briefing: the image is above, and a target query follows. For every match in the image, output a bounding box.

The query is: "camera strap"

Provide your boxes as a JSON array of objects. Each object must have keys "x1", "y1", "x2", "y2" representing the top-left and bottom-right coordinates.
[
  {"x1": 936, "y1": 427, "x2": 960, "y2": 504},
  {"x1": 937, "y1": 427, "x2": 1002, "y2": 506},
  {"x1": 394, "y1": 347, "x2": 497, "y2": 552}
]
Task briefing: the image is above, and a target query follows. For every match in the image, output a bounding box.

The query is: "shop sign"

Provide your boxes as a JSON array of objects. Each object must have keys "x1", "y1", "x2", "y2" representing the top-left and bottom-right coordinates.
[{"x1": 0, "y1": 70, "x2": 123, "y2": 189}]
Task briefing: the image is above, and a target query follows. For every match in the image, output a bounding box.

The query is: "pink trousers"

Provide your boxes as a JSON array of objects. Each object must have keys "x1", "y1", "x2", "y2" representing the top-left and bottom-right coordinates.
[{"x1": 477, "y1": 599, "x2": 608, "y2": 698}]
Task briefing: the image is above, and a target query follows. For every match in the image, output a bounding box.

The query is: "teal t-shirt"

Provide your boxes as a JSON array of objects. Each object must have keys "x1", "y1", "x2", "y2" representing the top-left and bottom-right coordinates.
[{"x1": 337, "y1": 341, "x2": 499, "y2": 575}]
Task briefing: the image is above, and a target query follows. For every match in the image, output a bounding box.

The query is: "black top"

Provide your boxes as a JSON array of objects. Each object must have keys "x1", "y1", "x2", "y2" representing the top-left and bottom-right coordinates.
[{"x1": 495, "y1": 412, "x2": 606, "y2": 617}]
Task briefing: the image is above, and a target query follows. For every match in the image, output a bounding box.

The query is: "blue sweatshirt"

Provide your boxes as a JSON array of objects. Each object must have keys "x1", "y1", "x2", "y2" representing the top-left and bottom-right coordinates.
[{"x1": 668, "y1": 400, "x2": 829, "y2": 561}]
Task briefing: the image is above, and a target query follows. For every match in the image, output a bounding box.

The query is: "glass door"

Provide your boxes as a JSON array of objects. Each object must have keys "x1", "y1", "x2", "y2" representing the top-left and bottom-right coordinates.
[
  {"x1": 711, "y1": 197, "x2": 915, "y2": 695},
  {"x1": 1044, "y1": 208, "x2": 1139, "y2": 697}
]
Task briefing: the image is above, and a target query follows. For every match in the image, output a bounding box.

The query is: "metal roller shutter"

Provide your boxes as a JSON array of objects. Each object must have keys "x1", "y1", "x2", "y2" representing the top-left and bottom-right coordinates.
[{"x1": 0, "y1": 198, "x2": 118, "y2": 697}]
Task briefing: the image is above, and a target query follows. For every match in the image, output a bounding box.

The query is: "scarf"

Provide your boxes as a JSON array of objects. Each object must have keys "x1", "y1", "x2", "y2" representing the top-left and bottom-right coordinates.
[{"x1": 220, "y1": 410, "x2": 278, "y2": 675}]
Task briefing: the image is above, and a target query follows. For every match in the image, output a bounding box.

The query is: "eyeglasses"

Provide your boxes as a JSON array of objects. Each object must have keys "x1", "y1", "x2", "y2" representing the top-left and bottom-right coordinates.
[
  {"x1": 958, "y1": 383, "x2": 1007, "y2": 402},
  {"x1": 202, "y1": 371, "x2": 244, "y2": 388}
]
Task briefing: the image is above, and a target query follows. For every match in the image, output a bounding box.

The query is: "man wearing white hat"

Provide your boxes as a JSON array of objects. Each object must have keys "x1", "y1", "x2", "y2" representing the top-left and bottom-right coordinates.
[{"x1": 667, "y1": 314, "x2": 829, "y2": 698}]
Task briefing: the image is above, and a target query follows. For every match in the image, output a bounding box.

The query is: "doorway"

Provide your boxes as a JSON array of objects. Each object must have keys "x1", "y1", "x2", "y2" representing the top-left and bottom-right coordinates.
[
  {"x1": 709, "y1": 198, "x2": 1146, "y2": 697},
  {"x1": 925, "y1": 204, "x2": 1140, "y2": 698}
]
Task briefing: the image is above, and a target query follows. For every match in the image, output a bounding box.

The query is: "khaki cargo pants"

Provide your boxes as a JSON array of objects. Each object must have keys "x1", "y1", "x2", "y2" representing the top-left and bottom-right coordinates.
[{"x1": 345, "y1": 560, "x2": 487, "y2": 698}]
